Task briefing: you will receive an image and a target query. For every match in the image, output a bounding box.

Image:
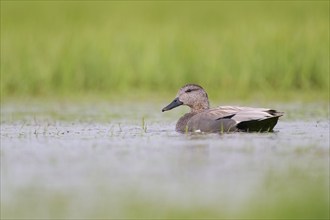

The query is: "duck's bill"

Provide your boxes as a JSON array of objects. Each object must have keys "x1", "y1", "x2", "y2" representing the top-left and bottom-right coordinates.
[{"x1": 162, "y1": 98, "x2": 183, "y2": 112}]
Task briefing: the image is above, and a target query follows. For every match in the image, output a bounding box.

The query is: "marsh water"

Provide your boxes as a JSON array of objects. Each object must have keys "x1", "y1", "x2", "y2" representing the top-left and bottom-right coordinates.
[{"x1": 1, "y1": 101, "x2": 329, "y2": 219}]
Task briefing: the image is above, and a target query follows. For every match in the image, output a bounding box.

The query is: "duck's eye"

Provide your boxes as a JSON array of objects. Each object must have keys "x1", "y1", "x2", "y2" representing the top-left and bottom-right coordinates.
[{"x1": 186, "y1": 89, "x2": 192, "y2": 93}]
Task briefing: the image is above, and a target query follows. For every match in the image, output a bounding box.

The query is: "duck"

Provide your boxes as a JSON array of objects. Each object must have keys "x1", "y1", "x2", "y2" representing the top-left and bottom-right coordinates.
[{"x1": 162, "y1": 84, "x2": 283, "y2": 133}]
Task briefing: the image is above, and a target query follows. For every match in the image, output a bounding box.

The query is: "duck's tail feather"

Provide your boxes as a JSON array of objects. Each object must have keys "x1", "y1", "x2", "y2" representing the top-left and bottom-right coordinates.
[
  {"x1": 267, "y1": 109, "x2": 284, "y2": 117},
  {"x1": 236, "y1": 116, "x2": 280, "y2": 132}
]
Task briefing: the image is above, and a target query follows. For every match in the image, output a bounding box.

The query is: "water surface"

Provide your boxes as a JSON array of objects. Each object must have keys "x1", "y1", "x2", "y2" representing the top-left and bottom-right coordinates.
[{"x1": 1, "y1": 101, "x2": 329, "y2": 219}]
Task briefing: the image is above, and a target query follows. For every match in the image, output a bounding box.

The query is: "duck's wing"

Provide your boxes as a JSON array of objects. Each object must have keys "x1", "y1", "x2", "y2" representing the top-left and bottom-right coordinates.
[
  {"x1": 214, "y1": 106, "x2": 284, "y2": 132},
  {"x1": 201, "y1": 106, "x2": 244, "y2": 120},
  {"x1": 211, "y1": 106, "x2": 283, "y2": 122}
]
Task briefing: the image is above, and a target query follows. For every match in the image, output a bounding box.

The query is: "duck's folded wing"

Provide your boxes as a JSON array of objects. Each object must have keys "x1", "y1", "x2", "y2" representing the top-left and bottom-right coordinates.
[
  {"x1": 231, "y1": 110, "x2": 275, "y2": 122},
  {"x1": 202, "y1": 106, "x2": 242, "y2": 119},
  {"x1": 212, "y1": 106, "x2": 283, "y2": 121}
]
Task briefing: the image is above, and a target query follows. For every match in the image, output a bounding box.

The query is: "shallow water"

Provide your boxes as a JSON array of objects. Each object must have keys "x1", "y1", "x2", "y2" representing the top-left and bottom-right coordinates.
[{"x1": 1, "y1": 101, "x2": 329, "y2": 219}]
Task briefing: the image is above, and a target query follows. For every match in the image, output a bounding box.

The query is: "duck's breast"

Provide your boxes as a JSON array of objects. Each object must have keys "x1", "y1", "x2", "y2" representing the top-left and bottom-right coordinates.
[{"x1": 176, "y1": 113, "x2": 196, "y2": 132}]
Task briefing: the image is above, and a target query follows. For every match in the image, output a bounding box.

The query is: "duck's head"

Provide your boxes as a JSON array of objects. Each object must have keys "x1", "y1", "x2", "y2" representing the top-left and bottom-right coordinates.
[{"x1": 162, "y1": 84, "x2": 210, "y2": 113}]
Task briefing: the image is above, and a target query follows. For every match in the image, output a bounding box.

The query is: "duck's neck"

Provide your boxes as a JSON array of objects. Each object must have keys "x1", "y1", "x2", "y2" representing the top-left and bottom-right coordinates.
[{"x1": 190, "y1": 101, "x2": 210, "y2": 113}]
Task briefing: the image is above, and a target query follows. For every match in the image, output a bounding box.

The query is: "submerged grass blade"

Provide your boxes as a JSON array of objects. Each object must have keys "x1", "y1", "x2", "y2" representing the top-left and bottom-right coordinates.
[{"x1": 141, "y1": 117, "x2": 147, "y2": 133}]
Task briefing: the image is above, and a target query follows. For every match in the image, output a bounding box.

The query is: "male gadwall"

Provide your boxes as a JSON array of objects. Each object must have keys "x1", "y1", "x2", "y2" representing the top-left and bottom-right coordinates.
[{"x1": 162, "y1": 84, "x2": 283, "y2": 133}]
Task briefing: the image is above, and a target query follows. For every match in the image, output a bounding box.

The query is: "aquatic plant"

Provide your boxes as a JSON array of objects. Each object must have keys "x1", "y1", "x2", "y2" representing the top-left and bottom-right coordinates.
[{"x1": 141, "y1": 117, "x2": 147, "y2": 133}]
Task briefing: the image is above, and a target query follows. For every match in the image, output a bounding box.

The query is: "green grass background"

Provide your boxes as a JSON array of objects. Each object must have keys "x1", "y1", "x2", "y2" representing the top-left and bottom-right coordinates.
[{"x1": 1, "y1": 1, "x2": 329, "y2": 101}]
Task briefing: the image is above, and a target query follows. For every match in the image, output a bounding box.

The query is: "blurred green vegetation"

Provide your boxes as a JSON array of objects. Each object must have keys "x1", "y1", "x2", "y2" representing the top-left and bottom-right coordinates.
[{"x1": 1, "y1": 1, "x2": 329, "y2": 101}]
